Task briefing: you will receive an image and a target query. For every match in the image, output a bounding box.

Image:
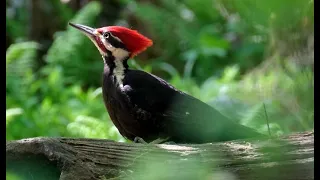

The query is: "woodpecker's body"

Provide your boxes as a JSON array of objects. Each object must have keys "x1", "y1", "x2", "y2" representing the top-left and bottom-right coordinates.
[{"x1": 69, "y1": 23, "x2": 264, "y2": 143}]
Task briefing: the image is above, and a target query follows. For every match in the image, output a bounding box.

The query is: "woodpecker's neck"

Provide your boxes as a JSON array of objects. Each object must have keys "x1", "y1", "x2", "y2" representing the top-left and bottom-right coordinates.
[{"x1": 103, "y1": 50, "x2": 130, "y2": 88}]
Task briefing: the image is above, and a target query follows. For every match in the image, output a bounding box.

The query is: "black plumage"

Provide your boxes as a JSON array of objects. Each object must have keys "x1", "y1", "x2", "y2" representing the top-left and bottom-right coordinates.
[{"x1": 102, "y1": 57, "x2": 263, "y2": 143}]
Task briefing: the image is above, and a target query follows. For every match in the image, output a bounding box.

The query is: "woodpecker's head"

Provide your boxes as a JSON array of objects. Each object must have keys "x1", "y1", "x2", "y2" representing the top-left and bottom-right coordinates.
[{"x1": 69, "y1": 22, "x2": 153, "y2": 61}]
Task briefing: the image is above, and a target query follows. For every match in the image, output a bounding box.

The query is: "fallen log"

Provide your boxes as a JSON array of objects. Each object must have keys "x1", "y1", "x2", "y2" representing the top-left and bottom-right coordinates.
[{"x1": 6, "y1": 131, "x2": 314, "y2": 180}]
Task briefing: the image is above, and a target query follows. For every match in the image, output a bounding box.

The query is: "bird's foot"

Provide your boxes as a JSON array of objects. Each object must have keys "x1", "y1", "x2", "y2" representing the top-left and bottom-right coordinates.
[
  {"x1": 133, "y1": 137, "x2": 173, "y2": 144},
  {"x1": 149, "y1": 137, "x2": 171, "y2": 144},
  {"x1": 133, "y1": 137, "x2": 148, "y2": 144}
]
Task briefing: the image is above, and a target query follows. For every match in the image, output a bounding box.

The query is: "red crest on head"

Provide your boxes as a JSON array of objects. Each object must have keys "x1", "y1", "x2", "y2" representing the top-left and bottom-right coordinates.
[{"x1": 97, "y1": 26, "x2": 153, "y2": 57}]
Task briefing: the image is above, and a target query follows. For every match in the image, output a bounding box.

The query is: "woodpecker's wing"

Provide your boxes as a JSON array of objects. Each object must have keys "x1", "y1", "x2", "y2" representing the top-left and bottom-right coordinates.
[{"x1": 123, "y1": 70, "x2": 263, "y2": 142}]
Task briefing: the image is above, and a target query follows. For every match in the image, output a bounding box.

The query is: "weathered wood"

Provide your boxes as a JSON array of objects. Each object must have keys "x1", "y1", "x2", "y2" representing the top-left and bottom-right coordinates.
[{"x1": 6, "y1": 131, "x2": 314, "y2": 180}]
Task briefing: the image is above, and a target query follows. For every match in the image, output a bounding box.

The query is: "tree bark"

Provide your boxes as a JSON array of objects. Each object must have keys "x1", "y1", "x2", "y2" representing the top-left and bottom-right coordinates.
[{"x1": 6, "y1": 131, "x2": 314, "y2": 180}]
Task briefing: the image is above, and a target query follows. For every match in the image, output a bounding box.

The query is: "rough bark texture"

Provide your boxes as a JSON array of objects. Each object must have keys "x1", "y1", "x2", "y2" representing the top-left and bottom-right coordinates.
[{"x1": 6, "y1": 131, "x2": 314, "y2": 180}]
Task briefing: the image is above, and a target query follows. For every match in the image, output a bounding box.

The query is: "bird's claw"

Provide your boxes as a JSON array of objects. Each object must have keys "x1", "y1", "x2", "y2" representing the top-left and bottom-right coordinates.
[
  {"x1": 133, "y1": 137, "x2": 173, "y2": 144},
  {"x1": 150, "y1": 137, "x2": 171, "y2": 144},
  {"x1": 134, "y1": 137, "x2": 148, "y2": 144}
]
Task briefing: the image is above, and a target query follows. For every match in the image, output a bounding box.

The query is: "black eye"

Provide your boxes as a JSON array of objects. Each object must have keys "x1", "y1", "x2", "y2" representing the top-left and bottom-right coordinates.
[{"x1": 103, "y1": 32, "x2": 110, "y2": 38}]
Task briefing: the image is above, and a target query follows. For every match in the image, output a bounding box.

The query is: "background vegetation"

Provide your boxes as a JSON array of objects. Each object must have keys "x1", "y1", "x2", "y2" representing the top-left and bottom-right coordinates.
[
  {"x1": 7, "y1": 0, "x2": 313, "y2": 145},
  {"x1": 6, "y1": 0, "x2": 314, "y2": 179}
]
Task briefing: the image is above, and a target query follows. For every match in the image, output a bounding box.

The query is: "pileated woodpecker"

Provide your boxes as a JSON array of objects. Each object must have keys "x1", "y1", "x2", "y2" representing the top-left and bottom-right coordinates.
[{"x1": 69, "y1": 22, "x2": 264, "y2": 144}]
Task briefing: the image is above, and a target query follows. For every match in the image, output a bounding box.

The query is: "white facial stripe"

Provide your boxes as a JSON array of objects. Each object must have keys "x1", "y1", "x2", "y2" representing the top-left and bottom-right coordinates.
[
  {"x1": 99, "y1": 33, "x2": 114, "y2": 51},
  {"x1": 98, "y1": 33, "x2": 129, "y2": 61},
  {"x1": 96, "y1": 31, "x2": 129, "y2": 88},
  {"x1": 113, "y1": 48, "x2": 130, "y2": 61},
  {"x1": 110, "y1": 33, "x2": 122, "y2": 42}
]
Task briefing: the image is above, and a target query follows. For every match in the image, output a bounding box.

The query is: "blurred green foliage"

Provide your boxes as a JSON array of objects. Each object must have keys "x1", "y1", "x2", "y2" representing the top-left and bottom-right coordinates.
[
  {"x1": 6, "y1": 0, "x2": 313, "y2": 142},
  {"x1": 46, "y1": 1, "x2": 103, "y2": 86}
]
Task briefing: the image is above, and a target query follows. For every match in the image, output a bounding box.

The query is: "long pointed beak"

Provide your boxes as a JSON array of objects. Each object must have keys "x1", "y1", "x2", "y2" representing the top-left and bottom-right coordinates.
[{"x1": 68, "y1": 22, "x2": 96, "y2": 38}]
